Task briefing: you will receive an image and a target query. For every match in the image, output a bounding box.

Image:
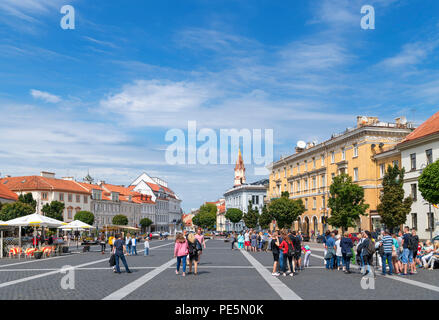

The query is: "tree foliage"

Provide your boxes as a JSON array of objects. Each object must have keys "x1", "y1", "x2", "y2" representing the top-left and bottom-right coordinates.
[
  {"x1": 192, "y1": 203, "x2": 217, "y2": 230},
  {"x1": 259, "y1": 205, "x2": 272, "y2": 229},
  {"x1": 225, "y1": 208, "x2": 243, "y2": 231},
  {"x1": 243, "y1": 200, "x2": 259, "y2": 229},
  {"x1": 41, "y1": 200, "x2": 65, "y2": 221},
  {"x1": 74, "y1": 210, "x2": 95, "y2": 225},
  {"x1": 140, "y1": 217, "x2": 153, "y2": 231},
  {"x1": 377, "y1": 165, "x2": 413, "y2": 230},
  {"x1": 269, "y1": 195, "x2": 305, "y2": 229},
  {"x1": 419, "y1": 160, "x2": 439, "y2": 205},
  {"x1": 0, "y1": 201, "x2": 34, "y2": 221},
  {"x1": 327, "y1": 173, "x2": 369, "y2": 232},
  {"x1": 112, "y1": 214, "x2": 128, "y2": 226},
  {"x1": 18, "y1": 193, "x2": 36, "y2": 210}
]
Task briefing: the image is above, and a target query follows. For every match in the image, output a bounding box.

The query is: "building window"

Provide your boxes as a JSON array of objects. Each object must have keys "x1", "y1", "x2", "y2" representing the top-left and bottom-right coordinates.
[
  {"x1": 312, "y1": 157, "x2": 316, "y2": 169},
  {"x1": 312, "y1": 176, "x2": 317, "y2": 189},
  {"x1": 304, "y1": 160, "x2": 308, "y2": 171},
  {"x1": 67, "y1": 207, "x2": 72, "y2": 219},
  {"x1": 321, "y1": 174, "x2": 326, "y2": 187},
  {"x1": 304, "y1": 198, "x2": 308, "y2": 209},
  {"x1": 411, "y1": 184, "x2": 417, "y2": 201},
  {"x1": 321, "y1": 154, "x2": 325, "y2": 166},
  {"x1": 426, "y1": 149, "x2": 433, "y2": 165},
  {"x1": 354, "y1": 168, "x2": 359, "y2": 181},
  {"x1": 331, "y1": 173, "x2": 335, "y2": 181},
  {"x1": 59, "y1": 193, "x2": 64, "y2": 201},
  {"x1": 68, "y1": 194, "x2": 72, "y2": 202},
  {"x1": 297, "y1": 181, "x2": 300, "y2": 192},
  {"x1": 410, "y1": 153, "x2": 416, "y2": 170},
  {"x1": 412, "y1": 213, "x2": 417, "y2": 230},
  {"x1": 392, "y1": 160, "x2": 399, "y2": 168},
  {"x1": 76, "y1": 195, "x2": 80, "y2": 203},
  {"x1": 84, "y1": 196, "x2": 88, "y2": 203},
  {"x1": 304, "y1": 179, "x2": 308, "y2": 191},
  {"x1": 42, "y1": 192, "x2": 48, "y2": 200},
  {"x1": 284, "y1": 167, "x2": 287, "y2": 177},
  {"x1": 353, "y1": 144, "x2": 358, "y2": 157},
  {"x1": 313, "y1": 197, "x2": 316, "y2": 209},
  {"x1": 341, "y1": 148, "x2": 346, "y2": 160},
  {"x1": 331, "y1": 151, "x2": 335, "y2": 163},
  {"x1": 322, "y1": 197, "x2": 325, "y2": 209},
  {"x1": 380, "y1": 164, "x2": 385, "y2": 178},
  {"x1": 428, "y1": 211, "x2": 435, "y2": 231}
]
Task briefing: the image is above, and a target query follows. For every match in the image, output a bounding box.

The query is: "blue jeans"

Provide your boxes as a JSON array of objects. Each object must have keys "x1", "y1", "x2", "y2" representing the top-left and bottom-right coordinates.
[
  {"x1": 132, "y1": 246, "x2": 137, "y2": 255},
  {"x1": 326, "y1": 255, "x2": 334, "y2": 269},
  {"x1": 115, "y1": 253, "x2": 130, "y2": 273},
  {"x1": 401, "y1": 248, "x2": 413, "y2": 264},
  {"x1": 127, "y1": 245, "x2": 132, "y2": 254},
  {"x1": 176, "y1": 255, "x2": 187, "y2": 273},
  {"x1": 144, "y1": 248, "x2": 149, "y2": 256},
  {"x1": 336, "y1": 256, "x2": 343, "y2": 267},
  {"x1": 342, "y1": 253, "x2": 351, "y2": 271},
  {"x1": 279, "y1": 251, "x2": 284, "y2": 271},
  {"x1": 381, "y1": 252, "x2": 393, "y2": 275}
]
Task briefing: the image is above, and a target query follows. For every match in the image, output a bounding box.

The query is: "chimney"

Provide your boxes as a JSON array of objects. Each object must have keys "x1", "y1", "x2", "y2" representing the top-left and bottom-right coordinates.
[
  {"x1": 295, "y1": 147, "x2": 304, "y2": 154},
  {"x1": 40, "y1": 171, "x2": 55, "y2": 178}
]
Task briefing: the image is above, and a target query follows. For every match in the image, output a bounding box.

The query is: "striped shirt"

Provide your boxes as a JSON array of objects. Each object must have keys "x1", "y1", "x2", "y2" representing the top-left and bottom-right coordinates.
[{"x1": 381, "y1": 235, "x2": 393, "y2": 253}]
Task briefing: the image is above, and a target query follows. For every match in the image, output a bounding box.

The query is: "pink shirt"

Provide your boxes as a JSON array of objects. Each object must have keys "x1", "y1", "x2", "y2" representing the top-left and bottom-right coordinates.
[
  {"x1": 174, "y1": 240, "x2": 188, "y2": 257},
  {"x1": 195, "y1": 234, "x2": 204, "y2": 247}
]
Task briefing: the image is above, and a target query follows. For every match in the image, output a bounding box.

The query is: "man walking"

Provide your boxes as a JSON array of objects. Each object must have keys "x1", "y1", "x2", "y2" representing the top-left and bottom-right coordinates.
[
  {"x1": 380, "y1": 230, "x2": 393, "y2": 275},
  {"x1": 401, "y1": 226, "x2": 414, "y2": 275},
  {"x1": 112, "y1": 234, "x2": 132, "y2": 274}
]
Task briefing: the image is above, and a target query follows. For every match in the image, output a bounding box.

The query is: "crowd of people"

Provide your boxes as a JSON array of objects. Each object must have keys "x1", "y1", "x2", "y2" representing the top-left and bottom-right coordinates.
[{"x1": 321, "y1": 226, "x2": 439, "y2": 277}]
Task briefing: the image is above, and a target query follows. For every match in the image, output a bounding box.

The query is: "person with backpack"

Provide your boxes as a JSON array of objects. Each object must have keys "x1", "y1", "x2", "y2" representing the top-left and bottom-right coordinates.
[
  {"x1": 410, "y1": 228, "x2": 419, "y2": 274},
  {"x1": 187, "y1": 233, "x2": 201, "y2": 275},
  {"x1": 271, "y1": 231, "x2": 281, "y2": 276},
  {"x1": 359, "y1": 230, "x2": 375, "y2": 277},
  {"x1": 174, "y1": 233, "x2": 189, "y2": 277},
  {"x1": 125, "y1": 234, "x2": 132, "y2": 256},
  {"x1": 195, "y1": 228, "x2": 206, "y2": 263},
  {"x1": 340, "y1": 232, "x2": 353, "y2": 274},
  {"x1": 324, "y1": 232, "x2": 336, "y2": 270},
  {"x1": 401, "y1": 226, "x2": 415, "y2": 275},
  {"x1": 278, "y1": 232, "x2": 295, "y2": 277}
]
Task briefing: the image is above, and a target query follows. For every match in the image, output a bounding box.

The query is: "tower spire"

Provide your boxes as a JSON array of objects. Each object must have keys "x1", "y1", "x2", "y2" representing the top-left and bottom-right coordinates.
[{"x1": 234, "y1": 147, "x2": 246, "y2": 186}]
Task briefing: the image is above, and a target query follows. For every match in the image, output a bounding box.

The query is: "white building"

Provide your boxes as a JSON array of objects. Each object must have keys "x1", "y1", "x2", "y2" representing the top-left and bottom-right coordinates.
[
  {"x1": 223, "y1": 149, "x2": 268, "y2": 231},
  {"x1": 399, "y1": 111, "x2": 439, "y2": 240}
]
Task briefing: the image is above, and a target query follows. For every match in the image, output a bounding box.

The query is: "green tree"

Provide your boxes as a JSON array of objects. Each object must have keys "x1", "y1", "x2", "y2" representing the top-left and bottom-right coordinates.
[
  {"x1": 419, "y1": 160, "x2": 439, "y2": 205},
  {"x1": 112, "y1": 214, "x2": 128, "y2": 225},
  {"x1": 140, "y1": 217, "x2": 153, "y2": 232},
  {"x1": 41, "y1": 201, "x2": 65, "y2": 221},
  {"x1": 74, "y1": 210, "x2": 95, "y2": 225},
  {"x1": 259, "y1": 205, "x2": 272, "y2": 230},
  {"x1": 269, "y1": 196, "x2": 305, "y2": 229},
  {"x1": 328, "y1": 173, "x2": 370, "y2": 233},
  {"x1": 0, "y1": 202, "x2": 34, "y2": 221},
  {"x1": 243, "y1": 200, "x2": 259, "y2": 229},
  {"x1": 281, "y1": 191, "x2": 290, "y2": 198},
  {"x1": 225, "y1": 208, "x2": 243, "y2": 231},
  {"x1": 377, "y1": 165, "x2": 413, "y2": 231},
  {"x1": 192, "y1": 203, "x2": 217, "y2": 230},
  {"x1": 18, "y1": 193, "x2": 37, "y2": 210}
]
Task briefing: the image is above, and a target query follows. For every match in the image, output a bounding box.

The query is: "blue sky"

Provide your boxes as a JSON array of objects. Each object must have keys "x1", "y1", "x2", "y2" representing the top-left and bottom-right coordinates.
[{"x1": 0, "y1": 0, "x2": 439, "y2": 212}]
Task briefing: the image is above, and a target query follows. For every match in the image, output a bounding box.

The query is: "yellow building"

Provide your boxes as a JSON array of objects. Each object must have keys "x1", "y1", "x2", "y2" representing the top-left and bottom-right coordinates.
[{"x1": 267, "y1": 116, "x2": 413, "y2": 235}]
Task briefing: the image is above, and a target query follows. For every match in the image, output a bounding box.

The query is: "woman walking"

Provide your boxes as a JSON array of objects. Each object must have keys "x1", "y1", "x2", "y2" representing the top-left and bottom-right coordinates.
[
  {"x1": 271, "y1": 231, "x2": 281, "y2": 276},
  {"x1": 99, "y1": 233, "x2": 106, "y2": 254},
  {"x1": 237, "y1": 232, "x2": 245, "y2": 249},
  {"x1": 278, "y1": 232, "x2": 295, "y2": 276},
  {"x1": 187, "y1": 233, "x2": 201, "y2": 275},
  {"x1": 195, "y1": 228, "x2": 206, "y2": 262},
  {"x1": 174, "y1": 233, "x2": 188, "y2": 277},
  {"x1": 335, "y1": 234, "x2": 343, "y2": 271},
  {"x1": 340, "y1": 232, "x2": 353, "y2": 274},
  {"x1": 125, "y1": 233, "x2": 132, "y2": 256},
  {"x1": 251, "y1": 232, "x2": 257, "y2": 252}
]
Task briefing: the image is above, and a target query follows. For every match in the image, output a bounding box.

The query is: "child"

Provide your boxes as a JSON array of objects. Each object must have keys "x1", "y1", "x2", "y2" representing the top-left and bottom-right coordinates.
[
  {"x1": 302, "y1": 245, "x2": 311, "y2": 268},
  {"x1": 144, "y1": 237, "x2": 150, "y2": 256}
]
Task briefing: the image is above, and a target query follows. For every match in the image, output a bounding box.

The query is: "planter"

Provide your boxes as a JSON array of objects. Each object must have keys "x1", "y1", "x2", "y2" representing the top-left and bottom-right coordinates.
[
  {"x1": 62, "y1": 246, "x2": 69, "y2": 254},
  {"x1": 34, "y1": 251, "x2": 43, "y2": 259}
]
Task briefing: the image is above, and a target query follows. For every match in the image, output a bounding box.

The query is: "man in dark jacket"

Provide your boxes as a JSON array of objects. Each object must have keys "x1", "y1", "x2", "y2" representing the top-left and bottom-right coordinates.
[
  {"x1": 112, "y1": 234, "x2": 132, "y2": 274},
  {"x1": 340, "y1": 233, "x2": 353, "y2": 273}
]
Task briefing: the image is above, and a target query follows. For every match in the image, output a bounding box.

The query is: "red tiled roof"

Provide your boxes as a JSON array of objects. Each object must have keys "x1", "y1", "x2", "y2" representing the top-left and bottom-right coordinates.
[
  {"x1": 0, "y1": 176, "x2": 90, "y2": 194},
  {"x1": 401, "y1": 111, "x2": 439, "y2": 144},
  {"x1": 0, "y1": 183, "x2": 18, "y2": 201},
  {"x1": 101, "y1": 183, "x2": 155, "y2": 204}
]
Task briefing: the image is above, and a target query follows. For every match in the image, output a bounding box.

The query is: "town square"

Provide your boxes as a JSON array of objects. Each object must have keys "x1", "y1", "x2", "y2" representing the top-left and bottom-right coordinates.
[{"x1": 0, "y1": 0, "x2": 439, "y2": 307}]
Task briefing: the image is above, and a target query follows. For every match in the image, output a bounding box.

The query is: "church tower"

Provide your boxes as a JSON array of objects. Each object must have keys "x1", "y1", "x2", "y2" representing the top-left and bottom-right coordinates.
[{"x1": 234, "y1": 148, "x2": 246, "y2": 186}]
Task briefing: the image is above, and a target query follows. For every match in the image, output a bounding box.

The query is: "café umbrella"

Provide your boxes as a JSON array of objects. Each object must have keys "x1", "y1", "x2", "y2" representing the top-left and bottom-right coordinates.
[
  {"x1": 3, "y1": 213, "x2": 66, "y2": 249},
  {"x1": 58, "y1": 220, "x2": 93, "y2": 249}
]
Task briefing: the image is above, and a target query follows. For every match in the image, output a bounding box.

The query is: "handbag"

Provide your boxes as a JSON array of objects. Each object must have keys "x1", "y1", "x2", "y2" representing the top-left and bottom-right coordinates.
[{"x1": 109, "y1": 253, "x2": 116, "y2": 267}]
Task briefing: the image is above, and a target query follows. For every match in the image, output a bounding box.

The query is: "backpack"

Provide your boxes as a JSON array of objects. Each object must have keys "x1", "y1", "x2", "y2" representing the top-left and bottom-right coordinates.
[
  {"x1": 287, "y1": 242, "x2": 294, "y2": 257},
  {"x1": 128, "y1": 239, "x2": 132, "y2": 246},
  {"x1": 196, "y1": 239, "x2": 202, "y2": 251},
  {"x1": 188, "y1": 241, "x2": 198, "y2": 255},
  {"x1": 407, "y1": 235, "x2": 416, "y2": 250},
  {"x1": 367, "y1": 239, "x2": 375, "y2": 255}
]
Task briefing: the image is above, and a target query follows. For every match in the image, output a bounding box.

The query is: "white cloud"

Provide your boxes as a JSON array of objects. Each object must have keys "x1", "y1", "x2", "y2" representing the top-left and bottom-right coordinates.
[
  {"x1": 379, "y1": 41, "x2": 439, "y2": 68},
  {"x1": 30, "y1": 89, "x2": 61, "y2": 103}
]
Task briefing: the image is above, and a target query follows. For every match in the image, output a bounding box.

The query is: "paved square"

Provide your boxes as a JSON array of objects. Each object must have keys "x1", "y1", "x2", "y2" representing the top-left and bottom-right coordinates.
[{"x1": 0, "y1": 239, "x2": 438, "y2": 300}]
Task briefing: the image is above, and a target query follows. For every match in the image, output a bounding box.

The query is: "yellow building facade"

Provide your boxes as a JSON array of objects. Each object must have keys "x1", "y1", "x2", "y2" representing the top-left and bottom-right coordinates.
[{"x1": 267, "y1": 116, "x2": 413, "y2": 235}]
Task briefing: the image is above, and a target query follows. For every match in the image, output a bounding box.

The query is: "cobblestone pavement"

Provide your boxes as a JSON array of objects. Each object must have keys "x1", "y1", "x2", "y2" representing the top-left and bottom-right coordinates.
[{"x1": 0, "y1": 239, "x2": 438, "y2": 300}]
